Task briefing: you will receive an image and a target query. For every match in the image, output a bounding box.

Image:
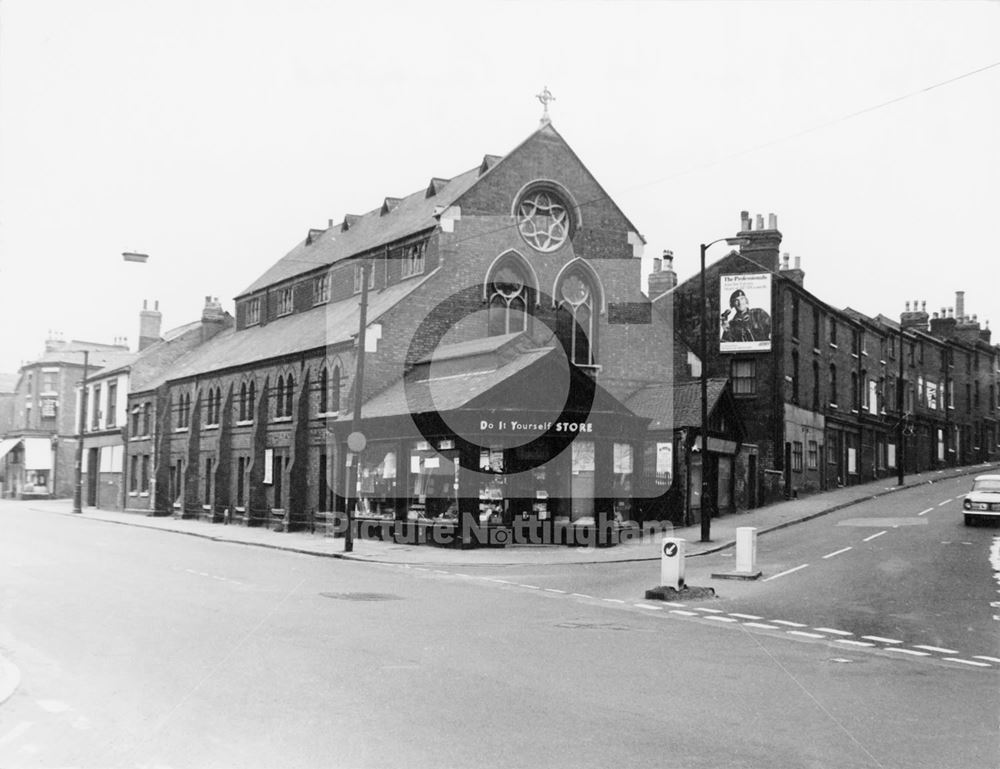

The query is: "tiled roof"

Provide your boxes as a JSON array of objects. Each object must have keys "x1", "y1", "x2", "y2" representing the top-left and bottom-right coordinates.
[
  {"x1": 349, "y1": 346, "x2": 556, "y2": 421},
  {"x1": 625, "y1": 378, "x2": 729, "y2": 430},
  {"x1": 237, "y1": 166, "x2": 482, "y2": 297},
  {"x1": 139, "y1": 274, "x2": 433, "y2": 391}
]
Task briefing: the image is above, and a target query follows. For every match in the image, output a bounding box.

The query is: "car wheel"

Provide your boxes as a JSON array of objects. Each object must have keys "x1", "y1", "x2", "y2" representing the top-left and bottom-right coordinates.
[{"x1": 964, "y1": 514, "x2": 975, "y2": 526}]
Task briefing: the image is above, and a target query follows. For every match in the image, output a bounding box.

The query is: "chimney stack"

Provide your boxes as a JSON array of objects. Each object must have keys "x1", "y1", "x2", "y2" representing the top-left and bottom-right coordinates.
[
  {"x1": 738, "y1": 210, "x2": 782, "y2": 271},
  {"x1": 647, "y1": 249, "x2": 677, "y2": 297},
  {"x1": 956, "y1": 291, "x2": 965, "y2": 322},
  {"x1": 201, "y1": 296, "x2": 229, "y2": 342},
  {"x1": 138, "y1": 299, "x2": 162, "y2": 351}
]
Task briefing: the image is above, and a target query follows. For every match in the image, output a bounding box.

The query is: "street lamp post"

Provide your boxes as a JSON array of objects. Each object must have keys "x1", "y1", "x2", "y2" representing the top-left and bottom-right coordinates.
[
  {"x1": 897, "y1": 321, "x2": 905, "y2": 487},
  {"x1": 72, "y1": 350, "x2": 90, "y2": 513},
  {"x1": 344, "y1": 259, "x2": 373, "y2": 553},
  {"x1": 699, "y1": 236, "x2": 749, "y2": 543}
]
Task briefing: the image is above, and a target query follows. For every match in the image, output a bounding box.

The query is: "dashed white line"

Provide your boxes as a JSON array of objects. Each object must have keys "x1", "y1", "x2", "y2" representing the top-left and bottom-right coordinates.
[
  {"x1": 885, "y1": 648, "x2": 930, "y2": 657},
  {"x1": 943, "y1": 657, "x2": 991, "y2": 667},
  {"x1": 743, "y1": 622, "x2": 780, "y2": 630},
  {"x1": 762, "y1": 564, "x2": 809, "y2": 582},
  {"x1": 432, "y1": 569, "x2": 449, "y2": 574},
  {"x1": 728, "y1": 613, "x2": 763, "y2": 620},
  {"x1": 815, "y1": 627, "x2": 853, "y2": 636},
  {"x1": 492, "y1": 578, "x2": 513, "y2": 584},
  {"x1": 704, "y1": 615, "x2": 738, "y2": 623},
  {"x1": 913, "y1": 644, "x2": 959, "y2": 654},
  {"x1": 519, "y1": 584, "x2": 541, "y2": 590},
  {"x1": 771, "y1": 620, "x2": 808, "y2": 628},
  {"x1": 694, "y1": 607, "x2": 724, "y2": 613},
  {"x1": 662, "y1": 602, "x2": 687, "y2": 608},
  {"x1": 835, "y1": 639, "x2": 876, "y2": 648},
  {"x1": 787, "y1": 630, "x2": 826, "y2": 639},
  {"x1": 633, "y1": 603, "x2": 663, "y2": 610},
  {"x1": 973, "y1": 656, "x2": 1000, "y2": 664},
  {"x1": 670, "y1": 609, "x2": 698, "y2": 616},
  {"x1": 822, "y1": 547, "x2": 852, "y2": 559},
  {"x1": 453, "y1": 573, "x2": 472, "y2": 579},
  {"x1": 602, "y1": 598, "x2": 625, "y2": 604},
  {"x1": 918, "y1": 507, "x2": 934, "y2": 516},
  {"x1": 571, "y1": 593, "x2": 593, "y2": 599},
  {"x1": 862, "y1": 531, "x2": 887, "y2": 542},
  {"x1": 544, "y1": 588, "x2": 567, "y2": 594},
  {"x1": 862, "y1": 635, "x2": 902, "y2": 644},
  {"x1": 938, "y1": 499, "x2": 951, "y2": 507}
]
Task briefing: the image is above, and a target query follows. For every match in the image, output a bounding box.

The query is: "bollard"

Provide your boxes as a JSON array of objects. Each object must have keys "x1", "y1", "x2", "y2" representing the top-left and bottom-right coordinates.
[
  {"x1": 660, "y1": 536, "x2": 686, "y2": 590},
  {"x1": 735, "y1": 527, "x2": 757, "y2": 574}
]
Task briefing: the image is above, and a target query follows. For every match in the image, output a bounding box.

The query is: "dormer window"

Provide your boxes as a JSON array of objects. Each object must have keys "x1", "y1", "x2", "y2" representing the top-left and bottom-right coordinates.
[
  {"x1": 401, "y1": 242, "x2": 426, "y2": 278},
  {"x1": 354, "y1": 262, "x2": 375, "y2": 294},
  {"x1": 277, "y1": 288, "x2": 293, "y2": 316},
  {"x1": 246, "y1": 297, "x2": 261, "y2": 326}
]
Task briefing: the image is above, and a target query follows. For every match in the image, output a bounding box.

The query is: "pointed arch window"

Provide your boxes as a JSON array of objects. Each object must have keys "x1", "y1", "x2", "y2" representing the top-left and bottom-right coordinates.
[
  {"x1": 239, "y1": 382, "x2": 248, "y2": 421},
  {"x1": 487, "y1": 264, "x2": 530, "y2": 336},
  {"x1": 247, "y1": 380, "x2": 256, "y2": 422},
  {"x1": 276, "y1": 375, "x2": 285, "y2": 419},
  {"x1": 556, "y1": 272, "x2": 596, "y2": 366},
  {"x1": 319, "y1": 368, "x2": 329, "y2": 414},
  {"x1": 285, "y1": 373, "x2": 295, "y2": 417},
  {"x1": 331, "y1": 366, "x2": 341, "y2": 415}
]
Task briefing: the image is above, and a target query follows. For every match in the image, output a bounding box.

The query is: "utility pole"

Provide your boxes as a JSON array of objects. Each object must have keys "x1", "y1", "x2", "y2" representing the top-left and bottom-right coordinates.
[
  {"x1": 345, "y1": 260, "x2": 372, "y2": 552},
  {"x1": 897, "y1": 323, "x2": 905, "y2": 487},
  {"x1": 72, "y1": 350, "x2": 89, "y2": 513}
]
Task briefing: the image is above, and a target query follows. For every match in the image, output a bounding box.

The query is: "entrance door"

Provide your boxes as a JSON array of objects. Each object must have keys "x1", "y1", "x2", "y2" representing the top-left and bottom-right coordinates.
[{"x1": 87, "y1": 448, "x2": 99, "y2": 507}]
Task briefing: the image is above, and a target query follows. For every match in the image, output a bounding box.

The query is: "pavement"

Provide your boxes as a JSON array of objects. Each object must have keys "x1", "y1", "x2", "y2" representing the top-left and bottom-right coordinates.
[{"x1": 19, "y1": 461, "x2": 999, "y2": 567}]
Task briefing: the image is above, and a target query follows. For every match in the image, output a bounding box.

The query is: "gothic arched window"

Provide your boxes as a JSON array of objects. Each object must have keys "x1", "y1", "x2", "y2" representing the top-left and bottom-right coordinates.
[
  {"x1": 239, "y1": 382, "x2": 248, "y2": 421},
  {"x1": 556, "y1": 272, "x2": 596, "y2": 366},
  {"x1": 331, "y1": 366, "x2": 341, "y2": 414},
  {"x1": 276, "y1": 375, "x2": 285, "y2": 419},
  {"x1": 285, "y1": 374, "x2": 295, "y2": 418},
  {"x1": 487, "y1": 264, "x2": 529, "y2": 337},
  {"x1": 319, "y1": 368, "x2": 329, "y2": 414}
]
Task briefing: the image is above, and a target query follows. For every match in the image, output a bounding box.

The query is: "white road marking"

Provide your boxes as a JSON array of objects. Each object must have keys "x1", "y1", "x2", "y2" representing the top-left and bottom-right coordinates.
[
  {"x1": 453, "y1": 573, "x2": 472, "y2": 578},
  {"x1": 602, "y1": 598, "x2": 625, "y2": 603},
  {"x1": 492, "y1": 579, "x2": 513, "y2": 584},
  {"x1": 571, "y1": 593, "x2": 593, "y2": 599},
  {"x1": 862, "y1": 635, "x2": 902, "y2": 644},
  {"x1": 670, "y1": 610, "x2": 698, "y2": 617},
  {"x1": 835, "y1": 639, "x2": 875, "y2": 648},
  {"x1": 728, "y1": 613, "x2": 763, "y2": 620},
  {"x1": 662, "y1": 602, "x2": 687, "y2": 608},
  {"x1": 432, "y1": 569, "x2": 449, "y2": 574},
  {"x1": 943, "y1": 657, "x2": 991, "y2": 667},
  {"x1": 771, "y1": 620, "x2": 808, "y2": 627},
  {"x1": 694, "y1": 607, "x2": 724, "y2": 613},
  {"x1": 862, "y1": 531, "x2": 887, "y2": 542},
  {"x1": 762, "y1": 564, "x2": 809, "y2": 582},
  {"x1": 544, "y1": 588, "x2": 567, "y2": 594},
  {"x1": 973, "y1": 656, "x2": 1000, "y2": 663},
  {"x1": 705, "y1": 615, "x2": 738, "y2": 623},
  {"x1": 0, "y1": 722, "x2": 33, "y2": 746},
  {"x1": 787, "y1": 630, "x2": 826, "y2": 639},
  {"x1": 743, "y1": 622, "x2": 780, "y2": 630},
  {"x1": 822, "y1": 547, "x2": 852, "y2": 559},
  {"x1": 815, "y1": 627, "x2": 853, "y2": 636},
  {"x1": 938, "y1": 499, "x2": 951, "y2": 506},
  {"x1": 885, "y1": 648, "x2": 930, "y2": 657},
  {"x1": 518, "y1": 584, "x2": 540, "y2": 590},
  {"x1": 918, "y1": 507, "x2": 934, "y2": 516},
  {"x1": 913, "y1": 645, "x2": 959, "y2": 654},
  {"x1": 633, "y1": 603, "x2": 662, "y2": 610}
]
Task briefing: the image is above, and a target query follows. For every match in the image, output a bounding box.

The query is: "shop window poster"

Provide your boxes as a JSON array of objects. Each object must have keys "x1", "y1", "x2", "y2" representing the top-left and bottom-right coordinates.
[{"x1": 719, "y1": 273, "x2": 772, "y2": 352}]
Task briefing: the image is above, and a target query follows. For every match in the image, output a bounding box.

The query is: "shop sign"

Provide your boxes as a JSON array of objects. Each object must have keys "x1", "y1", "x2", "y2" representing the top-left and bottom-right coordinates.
[{"x1": 479, "y1": 419, "x2": 593, "y2": 433}]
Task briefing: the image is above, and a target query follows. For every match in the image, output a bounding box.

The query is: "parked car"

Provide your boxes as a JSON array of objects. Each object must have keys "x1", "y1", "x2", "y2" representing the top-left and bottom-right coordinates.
[{"x1": 962, "y1": 474, "x2": 1000, "y2": 525}]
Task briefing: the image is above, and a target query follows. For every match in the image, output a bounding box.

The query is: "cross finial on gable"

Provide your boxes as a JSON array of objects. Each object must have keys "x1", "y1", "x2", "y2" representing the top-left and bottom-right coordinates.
[{"x1": 536, "y1": 86, "x2": 555, "y2": 125}]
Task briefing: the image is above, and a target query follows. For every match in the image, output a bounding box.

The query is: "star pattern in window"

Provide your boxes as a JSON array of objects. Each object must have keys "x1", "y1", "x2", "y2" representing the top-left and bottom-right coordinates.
[{"x1": 517, "y1": 190, "x2": 569, "y2": 253}]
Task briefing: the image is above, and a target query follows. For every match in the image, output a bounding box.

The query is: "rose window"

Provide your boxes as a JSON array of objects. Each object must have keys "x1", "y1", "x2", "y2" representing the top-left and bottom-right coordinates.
[{"x1": 517, "y1": 190, "x2": 570, "y2": 253}]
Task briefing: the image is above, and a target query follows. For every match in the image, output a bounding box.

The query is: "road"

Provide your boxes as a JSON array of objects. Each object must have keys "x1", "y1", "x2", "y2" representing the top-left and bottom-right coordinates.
[{"x1": 0, "y1": 489, "x2": 997, "y2": 769}]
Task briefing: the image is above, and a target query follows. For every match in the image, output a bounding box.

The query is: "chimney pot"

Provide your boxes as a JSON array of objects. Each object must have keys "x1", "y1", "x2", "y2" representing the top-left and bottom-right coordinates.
[
  {"x1": 740, "y1": 211, "x2": 751, "y2": 231},
  {"x1": 794, "y1": 256, "x2": 801, "y2": 270},
  {"x1": 652, "y1": 258, "x2": 662, "y2": 273},
  {"x1": 921, "y1": 301, "x2": 926, "y2": 312},
  {"x1": 768, "y1": 213, "x2": 777, "y2": 230},
  {"x1": 905, "y1": 301, "x2": 911, "y2": 312},
  {"x1": 755, "y1": 214, "x2": 764, "y2": 230}
]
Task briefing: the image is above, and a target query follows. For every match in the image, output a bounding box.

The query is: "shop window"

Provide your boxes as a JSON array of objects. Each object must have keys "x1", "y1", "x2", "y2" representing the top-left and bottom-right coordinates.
[
  {"x1": 487, "y1": 263, "x2": 530, "y2": 337},
  {"x1": 643, "y1": 441, "x2": 673, "y2": 488},
  {"x1": 807, "y1": 441, "x2": 818, "y2": 470},
  {"x1": 407, "y1": 442, "x2": 459, "y2": 520},
  {"x1": 612, "y1": 442, "x2": 633, "y2": 521},
  {"x1": 478, "y1": 446, "x2": 506, "y2": 523},
  {"x1": 792, "y1": 441, "x2": 803, "y2": 472},
  {"x1": 556, "y1": 273, "x2": 596, "y2": 366},
  {"x1": 570, "y1": 440, "x2": 595, "y2": 522},
  {"x1": 352, "y1": 444, "x2": 397, "y2": 519},
  {"x1": 731, "y1": 358, "x2": 756, "y2": 396}
]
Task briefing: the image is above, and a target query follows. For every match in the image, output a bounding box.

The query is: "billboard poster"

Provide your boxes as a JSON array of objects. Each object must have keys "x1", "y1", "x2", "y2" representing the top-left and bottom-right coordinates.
[{"x1": 719, "y1": 273, "x2": 772, "y2": 353}]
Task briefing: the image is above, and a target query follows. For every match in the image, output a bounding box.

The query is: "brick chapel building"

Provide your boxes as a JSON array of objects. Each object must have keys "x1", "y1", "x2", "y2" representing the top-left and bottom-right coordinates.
[{"x1": 123, "y1": 121, "x2": 736, "y2": 545}]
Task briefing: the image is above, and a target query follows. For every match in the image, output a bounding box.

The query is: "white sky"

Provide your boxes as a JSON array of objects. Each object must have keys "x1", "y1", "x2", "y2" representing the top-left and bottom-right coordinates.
[{"x1": 1, "y1": 0, "x2": 998, "y2": 373}]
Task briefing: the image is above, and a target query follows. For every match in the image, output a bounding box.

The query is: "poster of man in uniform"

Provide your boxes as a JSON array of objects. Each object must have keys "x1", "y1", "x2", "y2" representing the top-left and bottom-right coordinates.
[{"x1": 719, "y1": 273, "x2": 772, "y2": 352}]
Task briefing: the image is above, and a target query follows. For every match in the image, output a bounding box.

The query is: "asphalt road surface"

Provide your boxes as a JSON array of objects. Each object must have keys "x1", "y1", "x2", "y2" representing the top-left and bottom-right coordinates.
[{"x1": 0, "y1": 491, "x2": 997, "y2": 769}]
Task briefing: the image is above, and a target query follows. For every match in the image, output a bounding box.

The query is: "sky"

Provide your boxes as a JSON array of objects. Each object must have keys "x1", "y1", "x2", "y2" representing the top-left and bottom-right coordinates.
[{"x1": 1, "y1": 0, "x2": 998, "y2": 374}]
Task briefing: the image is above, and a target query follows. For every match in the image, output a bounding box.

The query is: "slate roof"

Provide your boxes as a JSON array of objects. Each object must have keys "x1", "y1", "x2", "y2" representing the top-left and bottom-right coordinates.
[
  {"x1": 138, "y1": 274, "x2": 433, "y2": 391},
  {"x1": 354, "y1": 346, "x2": 553, "y2": 421},
  {"x1": 625, "y1": 378, "x2": 729, "y2": 430},
  {"x1": 22, "y1": 342, "x2": 131, "y2": 370},
  {"x1": 237, "y1": 166, "x2": 482, "y2": 298}
]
